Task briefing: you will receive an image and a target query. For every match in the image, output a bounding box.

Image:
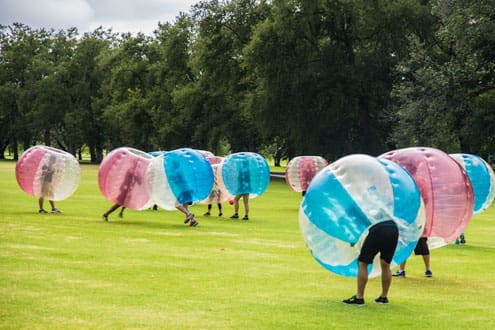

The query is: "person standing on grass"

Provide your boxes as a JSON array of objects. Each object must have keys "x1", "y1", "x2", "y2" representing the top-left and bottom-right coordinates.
[
  {"x1": 230, "y1": 161, "x2": 251, "y2": 221},
  {"x1": 230, "y1": 193, "x2": 249, "y2": 220},
  {"x1": 393, "y1": 237, "x2": 432, "y2": 278},
  {"x1": 204, "y1": 164, "x2": 223, "y2": 217},
  {"x1": 343, "y1": 220, "x2": 399, "y2": 305},
  {"x1": 39, "y1": 154, "x2": 61, "y2": 214}
]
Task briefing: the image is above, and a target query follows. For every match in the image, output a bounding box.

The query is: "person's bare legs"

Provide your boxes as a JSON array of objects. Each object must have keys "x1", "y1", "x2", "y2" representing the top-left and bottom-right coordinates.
[
  {"x1": 356, "y1": 261, "x2": 369, "y2": 299},
  {"x1": 176, "y1": 204, "x2": 191, "y2": 217},
  {"x1": 118, "y1": 207, "x2": 125, "y2": 218},
  {"x1": 242, "y1": 194, "x2": 249, "y2": 218},
  {"x1": 38, "y1": 197, "x2": 44, "y2": 210},
  {"x1": 103, "y1": 203, "x2": 121, "y2": 221},
  {"x1": 422, "y1": 254, "x2": 430, "y2": 271},
  {"x1": 234, "y1": 195, "x2": 241, "y2": 214},
  {"x1": 49, "y1": 200, "x2": 56, "y2": 210},
  {"x1": 380, "y1": 259, "x2": 392, "y2": 298}
]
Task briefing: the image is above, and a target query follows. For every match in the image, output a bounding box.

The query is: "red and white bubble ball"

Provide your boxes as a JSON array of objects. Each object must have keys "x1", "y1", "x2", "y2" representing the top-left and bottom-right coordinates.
[
  {"x1": 380, "y1": 147, "x2": 474, "y2": 248},
  {"x1": 16, "y1": 145, "x2": 81, "y2": 201},
  {"x1": 285, "y1": 156, "x2": 328, "y2": 192},
  {"x1": 201, "y1": 156, "x2": 233, "y2": 204},
  {"x1": 98, "y1": 147, "x2": 154, "y2": 210}
]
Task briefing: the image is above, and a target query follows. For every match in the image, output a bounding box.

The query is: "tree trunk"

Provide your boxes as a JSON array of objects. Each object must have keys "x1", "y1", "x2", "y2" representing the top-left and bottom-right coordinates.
[
  {"x1": 13, "y1": 140, "x2": 19, "y2": 160},
  {"x1": 44, "y1": 129, "x2": 51, "y2": 146}
]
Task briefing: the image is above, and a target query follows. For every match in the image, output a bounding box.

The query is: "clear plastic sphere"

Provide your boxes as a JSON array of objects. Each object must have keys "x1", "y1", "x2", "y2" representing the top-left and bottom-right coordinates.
[
  {"x1": 98, "y1": 147, "x2": 154, "y2": 210},
  {"x1": 285, "y1": 156, "x2": 328, "y2": 192},
  {"x1": 16, "y1": 145, "x2": 81, "y2": 201},
  {"x1": 201, "y1": 157, "x2": 233, "y2": 204},
  {"x1": 450, "y1": 153, "x2": 495, "y2": 214},
  {"x1": 299, "y1": 154, "x2": 425, "y2": 277},
  {"x1": 146, "y1": 148, "x2": 214, "y2": 210},
  {"x1": 221, "y1": 152, "x2": 270, "y2": 197},
  {"x1": 380, "y1": 147, "x2": 474, "y2": 248}
]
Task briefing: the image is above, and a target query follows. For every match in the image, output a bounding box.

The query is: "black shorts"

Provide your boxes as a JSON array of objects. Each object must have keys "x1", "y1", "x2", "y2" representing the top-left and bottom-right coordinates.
[
  {"x1": 414, "y1": 237, "x2": 429, "y2": 255},
  {"x1": 178, "y1": 190, "x2": 193, "y2": 205},
  {"x1": 358, "y1": 220, "x2": 399, "y2": 264}
]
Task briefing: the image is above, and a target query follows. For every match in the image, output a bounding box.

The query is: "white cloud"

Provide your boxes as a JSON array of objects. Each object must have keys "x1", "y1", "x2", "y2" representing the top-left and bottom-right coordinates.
[{"x1": 0, "y1": 0, "x2": 198, "y2": 35}]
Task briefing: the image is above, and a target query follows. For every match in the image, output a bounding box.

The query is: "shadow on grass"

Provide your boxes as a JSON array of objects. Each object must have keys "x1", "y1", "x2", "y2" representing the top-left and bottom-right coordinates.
[{"x1": 100, "y1": 219, "x2": 194, "y2": 230}]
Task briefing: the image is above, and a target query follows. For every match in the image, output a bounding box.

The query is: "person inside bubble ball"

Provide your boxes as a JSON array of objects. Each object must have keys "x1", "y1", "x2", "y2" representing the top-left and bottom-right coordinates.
[
  {"x1": 102, "y1": 204, "x2": 125, "y2": 221},
  {"x1": 101, "y1": 166, "x2": 135, "y2": 221},
  {"x1": 230, "y1": 194, "x2": 249, "y2": 220},
  {"x1": 38, "y1": 154, "x2": 61, "y2": 214},
  {"x1": 171, "y1": 161, "x2": 198, "y2": 227},
  {"x1": 343, "y1": 220, "x2": 399, "y2": 305},
  {"x1": 230, "y1": 162, "x2": 251, "y2": 220},
  {"x1": 204, "y1": 170, "x2": 223, "y2": 217},
  {"x1": 392, "y1": 237, "x2": 432, "y2": 278}
]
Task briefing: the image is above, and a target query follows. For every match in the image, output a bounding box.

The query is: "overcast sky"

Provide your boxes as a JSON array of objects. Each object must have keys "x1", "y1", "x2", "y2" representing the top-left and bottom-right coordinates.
[{"x1": 0, "y1": 0, "x2": 199, "y2": 35}]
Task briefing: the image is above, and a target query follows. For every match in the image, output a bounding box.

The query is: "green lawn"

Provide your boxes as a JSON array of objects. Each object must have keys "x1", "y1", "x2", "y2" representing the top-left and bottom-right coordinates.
[{"x1": 1, "y1": 160, "x2": 494, "y2": 329}]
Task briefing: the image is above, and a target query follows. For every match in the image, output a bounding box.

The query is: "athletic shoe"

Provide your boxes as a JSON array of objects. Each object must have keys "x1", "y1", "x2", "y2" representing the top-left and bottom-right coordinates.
[
  {"x1": 203, "y1": 212, "x2": 211, "y2": 217},
  {"x1": 425, "y1": 270, "x2": 433, "y2": 277},
  {"x1": 374, "y1": 296, "x2": 389, "y2": 304},
  {"x1": 118, "y1": 213, "x2": 123, "y2": 218},
  {"x1": 342, "y1": 295, "x2": 364, "y2": 305},
  {"x1": 102, "y1": 214, "x2": 108, "y2": 222},
  {"x1": 51, "y1": 208, "x2": 61, "y2": 214},
  {"x1": 230, "y1": 214, "x2": 239, "y2": 219},
  {"x1": 189, "y1": 219, "x2": 199, "y2": 227},
  {"x1": 392, "y1": 270, "x2": 405, "y2": 277},
  {"x1": 242, "y1": 215, "x2": 249, "y2": 220},
  {"x1": 184, "y1": 213, "x2": 194, "y2": 224},
  {"x1": 218, "y1": 212, "x2": 223, "y2": 217},
  {"x1": 460, "y1": 233, "x2": 466, "y2": 244},
  {"x1": 39, "y1": 209, "x2": 48, "y2": 214}
]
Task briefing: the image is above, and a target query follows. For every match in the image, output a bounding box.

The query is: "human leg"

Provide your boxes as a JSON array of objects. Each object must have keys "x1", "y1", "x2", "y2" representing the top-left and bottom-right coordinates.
[
  {"x1": 423, "y1": 254, "x2": 432, "y2": 277},
  {"x1": 393, "y1": 260, "x2": 407, "y2": 277},
  {"x1": 177, "y1": 204, "x2": 196, "y2": 226},
  {"x1": 379, "y1": 258, "x2": 392, "y2": 299},
  {"x1": 103, "y1": 203, "x2": 121, "y2": 221},
  {"x1": 118, "y1": 206, "x2": 125, "y2": 218},
  {"x1": 242, "y1": 194, "x2": 249, "y2": 220},
  {"x1": 38, "y1": 197, "x2": 47, "y2": 213},
  {"x1": 230, "y1": 195, "x2": 241, "y2": 219},
  {"x1": 357, "y1": 261, "x2": 369, "y2": 299},
  {"x1": 48, "y1": 200, "x2": 61, "y2": 213},
  {"x1": 204, "y1": 204, "x2": 212, "y2": 216}
]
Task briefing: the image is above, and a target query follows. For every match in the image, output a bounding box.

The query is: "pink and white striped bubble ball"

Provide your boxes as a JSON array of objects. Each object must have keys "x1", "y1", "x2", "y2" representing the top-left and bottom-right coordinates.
[
  {"x1": 98, "y1": 147, "x2": 154, "y2": 210},
  {"x1": 285, "y1": 156, "x2": 328, "y2": 193},
  {"x1": 379, "y1": 147, "x2": 474, "y2": 248},
  {"x1": 202, "y1": 156, "x2": 233, "y2": 204},
  {"x1": 16, "y1": 145, "x2": 81, "y2": 201}
]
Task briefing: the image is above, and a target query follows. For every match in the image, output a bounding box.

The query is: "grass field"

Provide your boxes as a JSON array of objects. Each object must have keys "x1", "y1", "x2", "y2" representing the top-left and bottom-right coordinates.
[{"x1": 1, "y1": 160, "x2": 494, "y2": 329}]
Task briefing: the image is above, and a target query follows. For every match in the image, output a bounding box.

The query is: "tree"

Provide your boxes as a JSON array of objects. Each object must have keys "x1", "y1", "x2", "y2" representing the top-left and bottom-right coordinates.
[
  {"x1": 184, "y1": 0, "x2": 270, "y2": 153},
  {"x1": 70, "y1": 28, "x2": 115, "y2": 162},
  {"x1": 390, "y1": 0, "x2": 495, "y2": 157},
  {"x1": 99, "y1": 32, "x2": 156, "y2": 151},
  {"x1": 0, "y1": 23, "x2": 51, "y2": 159},
  {"x1": 244, "y1": 0, "x2": 434, "y2": 160}
]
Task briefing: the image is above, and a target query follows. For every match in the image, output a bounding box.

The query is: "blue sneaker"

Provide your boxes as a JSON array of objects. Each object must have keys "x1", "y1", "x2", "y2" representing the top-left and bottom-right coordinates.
[{"x1": 425, "y1": 270, "x2": 433, "y2": 277}]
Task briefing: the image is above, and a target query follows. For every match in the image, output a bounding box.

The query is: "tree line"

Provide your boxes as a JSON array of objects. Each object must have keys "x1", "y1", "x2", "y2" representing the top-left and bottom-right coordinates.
[{"x1": 1, "y1": 0, "x2": 494, "y2": 164}]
